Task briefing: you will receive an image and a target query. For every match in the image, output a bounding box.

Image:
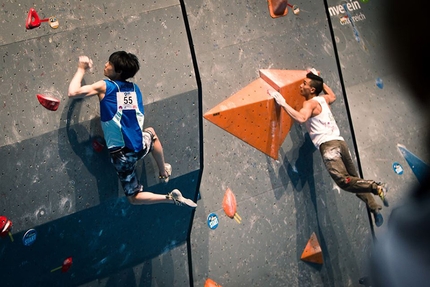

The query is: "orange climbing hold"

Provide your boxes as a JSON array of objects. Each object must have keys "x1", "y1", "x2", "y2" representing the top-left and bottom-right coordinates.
[
  {"x1": 205, "y1": 278, "x2": 222, "y2": 287},
  {"x1": 222, "y1": 188, "x2": 242, "y2": 223},
  {"x1": 301, "y1": 232, "x2": 323, "y2": 264},
  {"x1": 222, "y1": 188, "x2": 236, "y2": 218},
  {"x1": 259, "y1": 69, "x2": 306, "y2": 112},
  {"x1": 267, "y1": 0, "x2": 299, "y2": 18},
  {"x1": 203, "y1": 78, "x2": 279, "y2": 159},
  {"x1": 267, "y1": 0, "x2": 289, "y2": 18},
  {"x1": 203, "y1": 69, "x2": 306, "y2": 160}
]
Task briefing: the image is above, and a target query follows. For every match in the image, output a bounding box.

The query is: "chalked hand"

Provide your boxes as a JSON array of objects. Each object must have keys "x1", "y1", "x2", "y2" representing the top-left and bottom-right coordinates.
[
  {"x1": 268, "y1": 89, "x2": 286, "y2": 107},
  {"x1": 78, "y1": 56, "x2": 93, "y2": 71}
]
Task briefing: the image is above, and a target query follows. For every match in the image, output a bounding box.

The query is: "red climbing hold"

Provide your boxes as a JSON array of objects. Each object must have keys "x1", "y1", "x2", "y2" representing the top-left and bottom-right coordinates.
[
  {"x1": 36, "y1": 94, "x2": 60, "y2": 111},
  {"x1": 92, "y1": 138, "x2": 104, "y2": 152},
  {"x1": 26, "y1": 8, "x2": 43, "y2": 29},
  {"x1": 26, "y1": 8, "x2": 58, "y2": 30},
  {"x1": 0, "y1": 216, "x2": 14, "y2": 242},
  {"x1": 51, "y1": 256, "x2": 73, "y2": 273},
  {"x1": 61, "y1": 257, "x2": 73, "y2": 273}
]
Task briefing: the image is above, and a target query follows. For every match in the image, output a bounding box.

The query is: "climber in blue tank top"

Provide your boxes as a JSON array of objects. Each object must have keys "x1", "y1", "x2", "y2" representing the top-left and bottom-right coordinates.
[
  {"x1": 101, "y1": 79, "x2": 145, "y2": 152},
  {"x1": 67, "y1": 51, "x2": 197, "y2": 208}
]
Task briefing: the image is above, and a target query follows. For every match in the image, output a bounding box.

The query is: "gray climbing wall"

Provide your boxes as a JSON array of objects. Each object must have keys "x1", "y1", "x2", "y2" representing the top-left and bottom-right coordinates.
[
  {"x1": 0, "y1": 1, "x2": 199, "y2": 286},
  {"x1": 189, "y1": 0, "x2": 428, "y2": 286},
  {"x1": 328, "y1": 1, "x2": 430, "y2": 238},
  {"x1": 0, "y1": 0, "x2": 427, "y2": 286},
  {"x1": 189, "y1": 0, "x2": 372, "y2": 286}
]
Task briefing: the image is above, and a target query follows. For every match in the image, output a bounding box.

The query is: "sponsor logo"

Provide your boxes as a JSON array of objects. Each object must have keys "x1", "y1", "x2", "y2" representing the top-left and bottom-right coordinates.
[
  {"x1": 328, "y1": 0, "x2": 367, "y2": 25},
  {"x1": 22, "y1": 229, "x2": 37, "y2": 246},
  {"x1": 207, "y1": 213, "x2": 219, "y2": 230}
]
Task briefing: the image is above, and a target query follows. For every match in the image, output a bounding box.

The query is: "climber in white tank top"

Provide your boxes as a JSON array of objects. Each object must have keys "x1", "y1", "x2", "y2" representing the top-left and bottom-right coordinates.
[
  {"x1": 305, "y1": 96, "x2": 344, "y2": 149},
  {"x1": 268, "y1": 71, "x2": 389, "y2": 228}
]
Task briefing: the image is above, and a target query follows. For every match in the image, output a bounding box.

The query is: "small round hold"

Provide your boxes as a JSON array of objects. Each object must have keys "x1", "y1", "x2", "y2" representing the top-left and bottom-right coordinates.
[
  {"x1": 207, "y1": 213, "x2": 219, "y2": 230},
  {"x1": 92, "y1": 138, "x2": 105, "y2": 152},
  {"x1": 22, "y1": 229, "x2": 37, "y2": 246},
  {"x1": 49, "y1": 17, "x2": 59, "y2": 29},
  {"x1": 293, "y1": 5, "x2": 300, "y2": 15}
]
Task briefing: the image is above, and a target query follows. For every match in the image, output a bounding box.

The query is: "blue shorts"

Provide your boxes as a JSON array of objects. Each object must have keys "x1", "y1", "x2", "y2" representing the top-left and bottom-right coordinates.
[{"x1": 109, "y1": 130, "x2": 154, "y2": 196}]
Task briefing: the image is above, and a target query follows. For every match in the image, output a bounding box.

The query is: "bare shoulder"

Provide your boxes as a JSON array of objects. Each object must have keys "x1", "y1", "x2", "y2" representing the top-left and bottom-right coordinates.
[
  {"x1": 306, "y1": 97, "x2": 322, "y2": 116},
  {"x1": 305, "y1": 97, "x2": 319, "y2": 108},
  {"x1": 92, "y1": 80, "x2": 107, "y2": 91}
]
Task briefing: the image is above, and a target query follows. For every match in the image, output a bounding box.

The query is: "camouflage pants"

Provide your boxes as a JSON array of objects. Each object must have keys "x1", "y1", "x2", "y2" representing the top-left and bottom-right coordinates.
[
  {"x1": 109, "y1": 131, "x2": 154, "y2": 196},
  {"x1": 319, "y1": 140, "x2": 381, "y2": 211}
]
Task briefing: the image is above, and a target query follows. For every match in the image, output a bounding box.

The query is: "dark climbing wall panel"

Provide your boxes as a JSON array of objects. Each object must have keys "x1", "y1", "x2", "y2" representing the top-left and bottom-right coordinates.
[{"x1": 0, "y1": 2, "x2": 199, "y2": 286}]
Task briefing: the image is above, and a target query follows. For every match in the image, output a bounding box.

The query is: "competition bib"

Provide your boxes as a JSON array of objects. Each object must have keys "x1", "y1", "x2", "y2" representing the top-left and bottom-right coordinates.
[{"x1": 117, "y1": 91, "x2": 138, "y2": 110}]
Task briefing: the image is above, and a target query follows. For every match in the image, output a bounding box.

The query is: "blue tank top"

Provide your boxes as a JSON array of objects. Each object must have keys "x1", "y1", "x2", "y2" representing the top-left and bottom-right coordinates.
[{"x1": 100, "y1": 80, "x2": 145, "y2": 152}]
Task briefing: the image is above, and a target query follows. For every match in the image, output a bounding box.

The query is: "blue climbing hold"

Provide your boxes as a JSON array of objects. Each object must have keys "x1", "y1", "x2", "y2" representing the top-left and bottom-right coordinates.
[
  {"x1": 397, "y1": 144, "x2": 430, "y2": 184},
  {"x1": 376, "y1": 78, "x2": 384, "y2": 89}
]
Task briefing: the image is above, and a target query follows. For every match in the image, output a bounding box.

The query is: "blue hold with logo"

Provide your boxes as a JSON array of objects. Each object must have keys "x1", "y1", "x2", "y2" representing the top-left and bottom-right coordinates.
[{"x1": 207, "y1": 213, "x2": 219, "y2": 230}]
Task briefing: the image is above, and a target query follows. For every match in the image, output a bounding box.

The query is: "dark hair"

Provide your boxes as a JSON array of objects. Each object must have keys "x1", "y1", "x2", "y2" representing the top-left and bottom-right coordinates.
[
  {"x1": 108, "y1": 51, "x2": 140, "y2": 80},
  {"x1": 306, "y1": 72, "x2": 323, "y2": 95}
]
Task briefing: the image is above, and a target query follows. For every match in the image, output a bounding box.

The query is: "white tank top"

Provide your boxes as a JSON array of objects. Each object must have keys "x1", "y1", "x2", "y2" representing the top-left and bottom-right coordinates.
[{"x1": 305, "y1": 96, "x2": 344, "y2": 149}]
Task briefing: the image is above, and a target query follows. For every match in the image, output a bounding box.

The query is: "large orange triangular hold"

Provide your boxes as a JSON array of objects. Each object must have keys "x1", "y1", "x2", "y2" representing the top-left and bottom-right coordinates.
[
  {"x1": 204, "y1": 69, "x2": 306, "y2": 159},
  {"x1": 260, "y1": 69, "x2": 306, "y2": 111},
  {"x1": 301, "y1": 232, "x2": 323, "y2": 264},
  {"x1": 204, "y1": 78, "x2": 283, "y2": 159},
  {"x1": 26, "y1": 8, "x2": 42, "y2": 29},
  {"x1": 260, "y1": 69, "x2": 306, "y2": 136}
]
